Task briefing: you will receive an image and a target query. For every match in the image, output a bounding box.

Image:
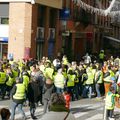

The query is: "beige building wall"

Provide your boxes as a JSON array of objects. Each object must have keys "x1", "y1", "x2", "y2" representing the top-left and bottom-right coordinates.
[
  {"x1": 36, "y1": 0, "x2": 62, "y2": 9},
  {"x1": 8, "y1": 2, "x2": 32, "y2": 60}
]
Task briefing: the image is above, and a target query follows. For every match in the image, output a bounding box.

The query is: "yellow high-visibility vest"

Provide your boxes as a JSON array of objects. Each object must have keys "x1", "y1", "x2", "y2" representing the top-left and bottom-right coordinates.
[
  {"x1": 0, "y1": 72, "x2": 6, "y2": 84},
  {"x1": 13, "y1": 84, "x2": 26, "y2": 100}
]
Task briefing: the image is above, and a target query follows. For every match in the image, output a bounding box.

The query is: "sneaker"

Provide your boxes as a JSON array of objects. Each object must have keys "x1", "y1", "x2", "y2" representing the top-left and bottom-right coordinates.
[
  {"x1": 23, "y1": 116, "x2": 27, "y2": 120},
  {"x1": 96, "y1": 97, "x2": 102, "y2": 100},
  {"x1": 31, "y1": 114, "x2": 37, "y2": 119},
  {"x1": 31, "y1": 116, "x2": 37, "y2": 119},
  {"x1": 108, "y1": 117, "x2": 115, "y2": 120}
]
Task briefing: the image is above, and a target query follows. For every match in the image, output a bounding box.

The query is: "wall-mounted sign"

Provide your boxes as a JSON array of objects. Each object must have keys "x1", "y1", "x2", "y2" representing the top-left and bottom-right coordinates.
[{"x1": 59, "y1": 8, "x2": 70, "y2": 20}]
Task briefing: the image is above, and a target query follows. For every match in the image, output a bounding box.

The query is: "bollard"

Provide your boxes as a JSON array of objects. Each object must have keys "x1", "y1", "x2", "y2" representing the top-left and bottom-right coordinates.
[{"x1": 103, "y1": 106, "x2": 107, "y2": 120}]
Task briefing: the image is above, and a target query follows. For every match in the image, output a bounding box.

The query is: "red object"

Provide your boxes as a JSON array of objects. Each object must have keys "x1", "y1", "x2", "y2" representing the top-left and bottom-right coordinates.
[
  {"x1": 86, "y1": 32, "x2": 93, "y2": 38},
  {"x1": 64, "y1": 94, "x2": 70, "y2": 109}
]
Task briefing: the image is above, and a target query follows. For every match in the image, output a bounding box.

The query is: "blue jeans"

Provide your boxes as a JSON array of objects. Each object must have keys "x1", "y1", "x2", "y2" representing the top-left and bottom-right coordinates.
[
  {"x1": 74, "y1": 83, "x2": 79, "y2": 100},
  {"x1": 56, "y1": 87, "x2": 64, "y2": 93},
  {"x1": 82, "y1": 85, "x2": 92, "y2": 98},
  {"x1": 11, "y1": 101, "x2": 26, "y2": 120},
  {"x1": 95, "y1": 83, "x2": 101, "y2": 97}
]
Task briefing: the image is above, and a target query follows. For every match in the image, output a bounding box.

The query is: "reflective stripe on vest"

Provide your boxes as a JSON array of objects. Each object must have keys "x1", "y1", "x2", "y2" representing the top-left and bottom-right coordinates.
[{"x1": 13, "y1": 84, "x2": 26, "y2": 100}]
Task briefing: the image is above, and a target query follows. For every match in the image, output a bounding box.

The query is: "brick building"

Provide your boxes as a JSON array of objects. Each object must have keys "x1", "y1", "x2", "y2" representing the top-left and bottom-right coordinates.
[
  {"x1": 0, "y1": 0, "x2": 120, "y2": 60},
  {"x1": 61, "y1": 0, "x2": 120, "y2": 60},
  {"x1": 0, "y1": 0, "x2": 62, "y2": 60}
]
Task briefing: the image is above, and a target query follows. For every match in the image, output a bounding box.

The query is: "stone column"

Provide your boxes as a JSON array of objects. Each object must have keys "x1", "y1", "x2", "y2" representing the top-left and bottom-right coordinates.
[{"x1": 8, "y1": 2, "x2": 34, "y2": 60}]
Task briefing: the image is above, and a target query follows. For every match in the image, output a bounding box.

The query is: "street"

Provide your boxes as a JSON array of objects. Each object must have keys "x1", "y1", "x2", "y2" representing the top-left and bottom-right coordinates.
[{"x1": 1, "y1": 98, "x2": 120, "y2": 120}]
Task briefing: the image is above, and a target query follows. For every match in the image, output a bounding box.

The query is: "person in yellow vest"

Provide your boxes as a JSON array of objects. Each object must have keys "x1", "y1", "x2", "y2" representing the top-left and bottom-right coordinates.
[
  {"x1": 5, "y1": 67, "x2": 15, "y2": 99},
  {"x1": 0, "y1": 65, "x2": 7, "y2": 100},
  {"x1": 11, "y1": 64, "x2": 20, "y2": 82},
  {"x1": 10, "y1": 77, "x2": 27, "y2": 120},
  {"x1": 105, "y1": 86, "x2": 120, "y2": 120},
  {"x1": 94, "y1": 64, "x2": 103, "y2": 99},
  {"x1": 99, "y1": 50, "x2": 105, "y2": 64},
  {"x1": 22, "y1": 71, "x2": 30, "y2": 91},
  {"x1": 44, "y1": 61, "x2": 54, "y2": 80},
  {"x1": 72, "y1": 61, "x2": 80, "y2": 100},
  {"x1": 62, "y1": 55, "x2": 69, "y2": 66},
  {"x1": 82, "y1": 66, "x2": 94, "y2": 99},
  {"x1": 67, "y1": 67, "x2": 76, "y2": 101},
  {"x1": 103, "y1": 66, "x2": 114, "y2": 96}
]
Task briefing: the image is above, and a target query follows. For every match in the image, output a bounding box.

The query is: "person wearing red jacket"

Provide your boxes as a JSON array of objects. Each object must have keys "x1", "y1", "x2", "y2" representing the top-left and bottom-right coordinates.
[{"x1": 63, "y1": 91, "x2": 70, "y2": 110}]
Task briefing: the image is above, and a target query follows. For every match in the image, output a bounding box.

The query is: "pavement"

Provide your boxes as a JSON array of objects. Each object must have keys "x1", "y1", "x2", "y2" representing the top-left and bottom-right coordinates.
[{"x1": 0, "y1": 98, "x2": 120, "y2": 120}]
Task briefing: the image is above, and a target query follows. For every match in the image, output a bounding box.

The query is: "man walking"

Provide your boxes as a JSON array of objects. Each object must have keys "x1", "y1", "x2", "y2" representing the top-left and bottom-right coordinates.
[{"x1": 10, "y1": 77, "x2": 26, "y2": 120}]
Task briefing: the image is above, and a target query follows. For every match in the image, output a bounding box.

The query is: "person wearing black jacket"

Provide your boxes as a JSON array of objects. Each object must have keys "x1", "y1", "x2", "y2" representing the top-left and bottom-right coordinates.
[{"x1": 27, "y1": 76, "x2": 41, "y2": 119}]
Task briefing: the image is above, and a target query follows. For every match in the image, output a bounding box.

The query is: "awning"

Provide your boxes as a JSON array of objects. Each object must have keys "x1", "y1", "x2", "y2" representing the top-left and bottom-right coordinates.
[
  {"x1": 104, "y1": 36, "x2": 120, "y2": 43},
  {"x1": 0, "y1": 37, "x2": 8, "y2": 42}
]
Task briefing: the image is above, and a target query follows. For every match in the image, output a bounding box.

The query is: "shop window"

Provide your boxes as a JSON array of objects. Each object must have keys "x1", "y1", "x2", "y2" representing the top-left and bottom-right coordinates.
[{"x1": 1, "y1": 18, "x2": 9, "y2": 24}]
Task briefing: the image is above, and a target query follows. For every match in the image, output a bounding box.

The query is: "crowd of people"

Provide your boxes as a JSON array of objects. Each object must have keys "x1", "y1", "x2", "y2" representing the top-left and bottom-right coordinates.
[{"x1": 0, "y1": 50, "x2": 120, "y2": 120}]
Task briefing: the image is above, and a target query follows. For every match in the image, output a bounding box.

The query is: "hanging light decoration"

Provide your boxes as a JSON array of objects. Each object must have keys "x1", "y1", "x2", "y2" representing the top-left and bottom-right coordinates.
[{"x1": 74, "y1": 0, "x2": 120, "y2": 17}]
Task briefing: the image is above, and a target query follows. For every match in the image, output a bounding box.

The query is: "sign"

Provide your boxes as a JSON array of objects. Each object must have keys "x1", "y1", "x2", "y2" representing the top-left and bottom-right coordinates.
[
  {"x1": 59, "y1": 8, "x2": 70, "y2": 20},
  {"x1": 0, "y1": 37, "x2": 8, "y2": 42}
]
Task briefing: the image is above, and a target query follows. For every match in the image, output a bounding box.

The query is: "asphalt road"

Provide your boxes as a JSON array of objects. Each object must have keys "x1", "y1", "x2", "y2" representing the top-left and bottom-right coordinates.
[{"x1": 0, "y1": 98, "x2": 120, "y2": 120}]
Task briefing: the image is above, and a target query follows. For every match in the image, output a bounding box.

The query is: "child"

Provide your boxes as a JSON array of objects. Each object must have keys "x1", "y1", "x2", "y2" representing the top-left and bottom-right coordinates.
[
  {"x1": 0, "y1": 108, "x2": 11, "y2": 120},
  {"x1": 63, "y1": 91, "x2": 71, "y2": 110},
  {"x1": 105, "y1": 86, "x2": 120, "y2": 120}
]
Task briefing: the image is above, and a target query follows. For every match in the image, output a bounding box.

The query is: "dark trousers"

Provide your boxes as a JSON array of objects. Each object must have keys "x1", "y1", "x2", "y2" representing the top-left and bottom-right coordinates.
[
  {"x1": 5, "y1": 85, "x2": 13, "y2": 97},
  {"x1": 0, "y1": 84, "x2": 6, "y2": 99},
  {"x1": 39, "y1": 86, "x2": 43, "y2": 104},
  {"x1": 106, "y1": 109, "x2": 114, "y2": 118},
  {"x1": 29, "y1": 102, "x2": 37, "y2": 117},
  {"x1": 74, "y1": 83, "x2": 79, "y2": 100},
  {"x1": 67, "y1": 86, "x2": 74, "y2": 101}
]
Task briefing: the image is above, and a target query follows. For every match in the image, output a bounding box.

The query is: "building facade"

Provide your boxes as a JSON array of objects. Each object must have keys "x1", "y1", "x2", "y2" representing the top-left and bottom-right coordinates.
[
  {"x1": 0, "y1": 0, "x2": 62, "y2": 60},
  {"x1": 62, "y1": 0, "x2": 120, "y2": 60},
  {"x1": 0, "y1": 0, "x2": 120, "y2": 60}
]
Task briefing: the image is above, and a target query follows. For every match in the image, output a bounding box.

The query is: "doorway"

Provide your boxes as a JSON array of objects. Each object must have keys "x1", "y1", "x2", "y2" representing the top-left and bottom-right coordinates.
[{"x1": 0, "y1": 42, "x2": 8, "y2": 59}]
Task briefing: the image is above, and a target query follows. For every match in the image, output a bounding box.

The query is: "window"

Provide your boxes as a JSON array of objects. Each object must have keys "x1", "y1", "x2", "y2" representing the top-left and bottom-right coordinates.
[{"x1": 1, "y1": 18, "x2": 9, "y2": 24}]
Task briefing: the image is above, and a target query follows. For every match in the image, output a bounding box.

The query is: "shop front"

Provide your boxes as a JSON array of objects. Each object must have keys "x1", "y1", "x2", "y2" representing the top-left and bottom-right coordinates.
[{"x1": 0, "y1": 25, "x2": 9, "y2": 59}]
